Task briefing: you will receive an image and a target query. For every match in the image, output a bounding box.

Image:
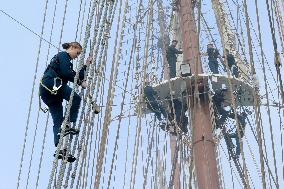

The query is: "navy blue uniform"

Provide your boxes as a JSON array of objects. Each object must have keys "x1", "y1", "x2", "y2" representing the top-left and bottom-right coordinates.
[
  {"x1": 166, "y1": 45, "x2": 182, "y2": 78},
  {"x1": 144, "y1": 86, "x2": 167, "y2": 121},
  {"x1": 213, "y1": 89, "x2": 234, "y2": 129},
  {"x1": 227, "y1": 53, "x2": 239, "y2": 78},
  {"x1": 207, "y1": 47, "x2": 219, "y2": 74},
  {"x1": 40, "y1": 51, "x2": 86, "y2": 146},
  {"x1": 168, "y1": 99, "x2": 188, "y2": 133},
  {"x1": 228, "y1": 113, "x2": 246, "y2": 157}
]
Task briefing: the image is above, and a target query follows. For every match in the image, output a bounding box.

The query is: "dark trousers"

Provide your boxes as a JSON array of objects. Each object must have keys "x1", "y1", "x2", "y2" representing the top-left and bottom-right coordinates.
[
  {"x1": 215, "y1": 107, "x2": 234, "y2": 129},
  {"x1": 208, "y1": 59, "x2": 219, "y2": 74},
  {"x1": 228, "y1": 133, "x2": 240, "y2": 156},
  {"x1": 145, "y1": 96, "x2": 167, "y2": 121},
  {"x1": 40, "y1": 84, "x2": 81, "y2": 146},
  {"x1": 168, "y1": 59, "x2": 177, "y2": 78},
  {"x1": 169, "y1": 99, "x2": 188, "y2": 132},
  {"x1": 231, "y1": 65, "x2": 239, "y2": 78}
]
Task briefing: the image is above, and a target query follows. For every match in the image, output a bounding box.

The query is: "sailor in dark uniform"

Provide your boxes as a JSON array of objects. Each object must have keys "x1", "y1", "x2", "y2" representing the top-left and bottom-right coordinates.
[
  {"x1": 144, "y1": 85, "x2": 167, "y2": 121},
  {"x1": 39, "y1": 42, "x2": 92, "y2": 162},
  {"x1": 225, "y1": 49, "x2": 239, "y2": 78},
  {"x1": 228, "y1": 112, "x2": 247, "y2": 158},
  {"x1": 213, "y1": 88, "x2": 235, "y2": 129},
  {"x1": 166, "y1": 40, "x2": 183, "y2": 78},
  {"x1": 207, "y1": 43, "x2": 220, "y2": 74}
]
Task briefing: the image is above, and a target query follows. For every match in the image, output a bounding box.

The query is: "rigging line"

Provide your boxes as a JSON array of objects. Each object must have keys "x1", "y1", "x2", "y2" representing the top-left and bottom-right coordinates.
[
  {"x1": 129, "y1": 0, "x2": 154, "y2": 188},
  {"x1": 123, "y1": 6, "x2": 142, "y2": 185},
  {"x1": 16, "y1": 0, "x2": 50, "y2": 188},
  {"x1": 74, "y1": 0, "x2": 84, "y2": 41},
  {"x1": 80, "y1": 7, "x2": 116, "y2": 189},
  {"x1": 106, "y1": 6, "x2": 137, "y2": 188},
  {"x1": 55, "y1": 0, "x2": 85, "y2": 186},
  {"x1": 238, "y1": 105, "x2": 278, "y2": 186},
  {"x1": 232, "y1": 5, "x2": 278, "y2": 101},
  {"x1": 67, "y1": 1, "x2": 113, "y2": 187},
  {"x1": 47, "y1": 0, "x2": 98, "y2": 187},
  {"x1": 258, "y1": 112, "x2": 278, "y2": 187},
  {"x1": 122, "y1": 63, "x2": 136, "y2": 188},
  {"x1": 56, "y1": 0, "x2": 87, "y2": 188},
  {"x1": 219, "y1": 143, "x2": 243, "y2": 187},
  {"x1": 85, "y1": 2, "x2": 116, "y2": 188},
  {"x1": 89, "y1": 73, "x2": 106, "y2": 189},
  {"x1": 93, "y1": 0, "x2": 126, "y2": 187},
  {"x1": 142, "y1": 14, "x2": 158, "y2": 188},
  {"x1": 35, "y1": 114, "x2": 50, "y2": 189},
  {"x1": 35, "y1": 0, "x2": 60, "y2": 187},
  {"x1": 142, "y1": 119, "x2": 157, "y2": 188},
  {"x1": 252, "y1": 0, "x2": 278, "y2": 186},
  {"x1": 57, "y1": 0, "x2": 69, "y2": 50},
  {"x1": 266, "y1": 0, "x2": 284, "y2": 188},
  {"x1": 265, "y1": 0, "x2": 284, "y2": 106},
  {"x1": 0, "y1": 9, "x2": 59, "y2": 50},
  {"x1": 25, "y1": 107, "x2": 41, "y2": 189},
  {"x1": 272, "y1": 0, "x2": 284, "y2": 58},
  {"x1": 63, "y1": 1, "x2": 90, "y2": 188}
]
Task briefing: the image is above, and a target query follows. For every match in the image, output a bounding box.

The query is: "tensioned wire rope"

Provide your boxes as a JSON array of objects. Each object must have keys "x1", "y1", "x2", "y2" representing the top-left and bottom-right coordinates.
[
  {"x1": 29, "y1": 0, "x2": 87, "y2": 188},
  {"x1": 141, "y1": 11, "x2": 160, "y2": 187},
  {"x1": 209, "y1": 0, "x2": 276, "y2": 186},
  {"x1": 15, "y1": 0, "x2": 50, "y2": 188},
  {"x1": 129, "y1": 0, "x2": 157, "y2": 187},
  {"x1": 69, "y1": 2, "x2": 116, "y2": 187},
  {"x1": 82, "y1": 44, "x2": 109, "y2": 189},
  {"x1": 197, "y1": 3, "x2": 262, "y2": 188},
  {"x1": 47, "y1": 0, "x2": 98, "y2": 187},
  {"x1": 63, "y1": 0, "x2": 101, "y2": 187},
  {"x1": 73, "y1": 7, "x2": 112, "y2": 189},
  {"x1": 27, "y1": 0, "x2": 60, "y2": 187},
  {"x1": 202, "y1": 1, "x2": 250, "y2": 187},
  {"x1": 92, "y1": 0, "x2": 126, "y2": 187},
  {"x1": 104, "y1": 2, "x2": 140, "y2": 187},
  {"x1": 53, "y1": 0, "x2": 98, "y2": 187},
  {"x1": 62, "y1": 1, "x2": 112, "y2": 187},
  {"x1": 122, "y1": 2, "x2": 146, "y2": 187}
]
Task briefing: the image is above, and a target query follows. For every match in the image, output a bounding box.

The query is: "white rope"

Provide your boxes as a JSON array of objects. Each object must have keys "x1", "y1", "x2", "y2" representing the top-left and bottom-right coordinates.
[
  {"x1": 47, "y1": 0, "x2": 98, "y2": 187},
  {"x1": 16, "y1": 0, "x2": 50, "y2": 188}
]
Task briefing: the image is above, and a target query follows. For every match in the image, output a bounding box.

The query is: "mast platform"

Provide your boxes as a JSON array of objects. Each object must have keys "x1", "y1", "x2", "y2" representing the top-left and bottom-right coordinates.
[{"x1": 142, "y1": 74, "x2": 254, "y2": 114}]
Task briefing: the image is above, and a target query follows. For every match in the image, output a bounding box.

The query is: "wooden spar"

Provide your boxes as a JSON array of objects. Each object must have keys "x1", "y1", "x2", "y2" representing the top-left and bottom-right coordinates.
[{"x1": 178, "y1": 0, "x2": 220, "y2": 188}]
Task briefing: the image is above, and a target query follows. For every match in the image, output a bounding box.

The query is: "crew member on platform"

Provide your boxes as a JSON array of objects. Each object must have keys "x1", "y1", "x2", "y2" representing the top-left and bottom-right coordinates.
[
  {"x1": 212, "y1": 87, "x2": 235, "y2": 129},
  {"x1": 228, "y1": 111, "x2": 247, "y2": 159},
  {"x1": 207, "y1": 43, "x2": 220, "y2": 74},
  {"x1": 144, "y1": 84, "x2": 167, "y2": 121},
  {"x1": 224, "y1": 49, "x2": 239, "y2": 78},
  {"x1": 40, "y1": 42, "x2": 92, "y2": 162},
  {"x1": 166, "y1": 40, "x2": 183, "y2": 78},
  {"x1": 168, "y1": 98, "x2": 188, "y2": 134}
]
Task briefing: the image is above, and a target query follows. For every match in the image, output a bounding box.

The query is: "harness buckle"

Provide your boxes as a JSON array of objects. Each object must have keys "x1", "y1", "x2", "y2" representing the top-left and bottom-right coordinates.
[{"x1": 52, "y1": 77, "x2": 62, "y2": 91}]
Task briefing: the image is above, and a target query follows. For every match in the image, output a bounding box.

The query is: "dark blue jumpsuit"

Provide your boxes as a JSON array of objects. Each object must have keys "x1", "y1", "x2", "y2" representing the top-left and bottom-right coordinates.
[
  {"x1": 228, "y1": 113, "x2": 246, "y2": 157},
  {"x1": 213, "y1": 90, "x2": 234, "y2": 129},
  {"x1": 227, "y1": 53, "x2": 239, "y2": 78},
  {"x1": 166, "y1": 45, "x2": 183, "y2": 78},
  {"x1": 144, "y1": 86, "x2": 167, "y2": 121},
  {"x1": 168, "y1": 99, "x2": 188, "y2": 133},
  {"x1": 39, "y1": 51, "x2": 86, "y2": 147},
  {"x1": 207, "y1": 47, "x2": 219, "y2": 74}
]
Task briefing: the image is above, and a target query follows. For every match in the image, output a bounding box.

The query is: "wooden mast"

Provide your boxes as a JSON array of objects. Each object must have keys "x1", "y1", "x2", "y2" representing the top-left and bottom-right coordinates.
[{"x1": 177, "y1": 0, "x2": 220, "y2": 188}]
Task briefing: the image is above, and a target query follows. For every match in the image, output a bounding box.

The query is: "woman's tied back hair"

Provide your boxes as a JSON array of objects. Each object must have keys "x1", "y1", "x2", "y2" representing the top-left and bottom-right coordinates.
[{"x1": 62, "y1": 42, "x2": 82, "y2": 50}]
